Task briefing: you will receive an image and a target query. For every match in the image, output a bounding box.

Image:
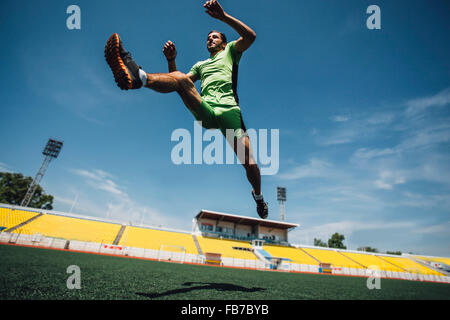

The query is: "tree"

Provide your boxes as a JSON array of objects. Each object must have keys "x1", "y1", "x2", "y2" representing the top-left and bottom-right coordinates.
[
  {"x1": 357, "y1": 246, "x2": 379, "y2": 253},
  {"x1": 328, "y1": 232, "x2": 346, "y2": 249},
  {"x1": 386, "y1": 251, "x2": 402, "y2": 256},
  {"x1": 314, "y1": 238, "x2": 327, "y2": 247},
  {"x1": 0, "y1": 172, "x2": 53, "y2": 209}
]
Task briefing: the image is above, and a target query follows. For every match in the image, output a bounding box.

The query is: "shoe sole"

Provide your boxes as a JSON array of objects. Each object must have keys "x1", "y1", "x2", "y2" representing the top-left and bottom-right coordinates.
[
  {"x1": 104, "y1": 33, "x2": 132, "y2": 90},
  {"x1": 257, "y1": 203, "x2": 268, "y2": 219},
  {"x1": 259, "y1": 212, "x2": 268, "y2": 219}
]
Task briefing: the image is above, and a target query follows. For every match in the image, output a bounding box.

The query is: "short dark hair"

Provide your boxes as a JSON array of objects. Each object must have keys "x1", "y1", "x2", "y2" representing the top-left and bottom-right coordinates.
[{"x1": 207, "y1": 30, "x2": 227, "y2": 44}]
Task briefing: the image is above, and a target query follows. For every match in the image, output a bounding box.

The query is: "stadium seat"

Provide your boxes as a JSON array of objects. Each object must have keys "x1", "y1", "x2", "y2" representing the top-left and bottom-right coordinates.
[
  {"x1": 13, "y1": 213, "x2": 122, "y2": 244},
  {"x1": 118, "y1": 226, "x2": 198, "y2": 254},
  {"x1": 0, "y1": 207, "x2": 41, "y2": 231},
  {"x1": 263, "y1": 245, "x2": 319, "y2": 265},
  {"x1": 379, "y1": 256, "x2": 444, "y2": 276},
  {"x1": 412, "y1": 255, "x2": 450, "y2": 266},
  {"x1": 302, "y1": 248, "x2": 364, "y2": 269},
  {"x1": 197, "y1": 236, "x2": 257, "y2": 260},
  {"x1": 339, "y1": 252, "x2": 404, "y2": 272}
]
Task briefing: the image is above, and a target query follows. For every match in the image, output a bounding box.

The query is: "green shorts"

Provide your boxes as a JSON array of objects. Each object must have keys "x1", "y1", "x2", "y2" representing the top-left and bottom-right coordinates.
[{"x1": 190, "y1": 98, "x2": 247, "y2": 139}]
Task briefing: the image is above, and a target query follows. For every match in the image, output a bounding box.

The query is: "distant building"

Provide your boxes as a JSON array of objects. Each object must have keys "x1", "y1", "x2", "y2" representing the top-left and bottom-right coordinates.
[{"x1": 192, "y1": 209, "x2": 299, "y2": 245}]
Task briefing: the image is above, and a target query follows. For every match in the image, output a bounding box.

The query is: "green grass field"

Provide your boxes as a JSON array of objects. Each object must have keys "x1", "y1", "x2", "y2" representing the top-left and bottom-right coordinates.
[{"x1": 1, "y1": 244, "x2": 449, "y2": 300}]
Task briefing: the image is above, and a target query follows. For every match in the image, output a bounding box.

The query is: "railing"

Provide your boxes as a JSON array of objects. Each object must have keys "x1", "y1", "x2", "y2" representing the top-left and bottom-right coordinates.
[{"x1": 200, "y1": 231, "x2": 288, "y2": 245}]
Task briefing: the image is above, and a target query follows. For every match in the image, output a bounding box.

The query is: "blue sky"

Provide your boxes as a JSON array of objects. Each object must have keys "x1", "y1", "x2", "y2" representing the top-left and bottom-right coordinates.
[{"x1": 1, "y1": 0, "x2": 449, "y2": 256}]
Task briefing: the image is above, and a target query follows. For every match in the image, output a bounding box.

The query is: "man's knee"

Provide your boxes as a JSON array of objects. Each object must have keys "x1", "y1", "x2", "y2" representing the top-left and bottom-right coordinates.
[
  {"x1": 170, "y1": 72, "x2": 193, "y2": 91},
  {"x1": 243, "y1": 161, "x2": 258, "y2": 170}
]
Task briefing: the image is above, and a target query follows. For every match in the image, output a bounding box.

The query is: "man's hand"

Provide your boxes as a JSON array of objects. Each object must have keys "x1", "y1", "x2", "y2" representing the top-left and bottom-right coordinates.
[
  {"x1": 203, "y1": 0, "x2": 226, "y2": 21},
  {"x1": 163, "y1": 40, "x2": 177, "y2": 61}
]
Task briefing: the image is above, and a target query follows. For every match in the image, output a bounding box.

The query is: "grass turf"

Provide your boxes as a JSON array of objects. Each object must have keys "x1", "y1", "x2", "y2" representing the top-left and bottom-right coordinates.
[{"x1": 1, "y1": 244, "x2": 449, "y2": 300}]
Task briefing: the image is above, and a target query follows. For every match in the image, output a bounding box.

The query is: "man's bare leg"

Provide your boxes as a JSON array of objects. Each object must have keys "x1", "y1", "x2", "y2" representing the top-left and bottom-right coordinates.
[
  {"x1": 232, "y1": 135, "x2": 261, "y2": 195},
  {"x1": 104, "y1": 34, "x2": 201, "y2": 112},
  {"x1": 143, "y1": 71, "x2": 202, "y2": 112},
  {"x1": 230, "y1": 135, "x2": 268, "y2": 218}
]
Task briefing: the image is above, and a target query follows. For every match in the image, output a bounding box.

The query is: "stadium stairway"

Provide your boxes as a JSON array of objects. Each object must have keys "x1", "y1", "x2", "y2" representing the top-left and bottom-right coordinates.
[
  {"x1": 337, "y1": 251, "x2": 366, "y2": 268},
  {"x1": 377, "y1": 256, "x2": 408, "y2": 272},
  {"x1": 113, "y1": 225, "x2": 126, "y2": 245},
  {"x1": 254, "y1": 248, "x2": 272, "y2": 262},
  {"x1": 192, "y1": 234, "x2": 204, "y2": 256},
  {"x1": 298, "y1": 247, "x2": 321, "y2": 263},
  {"x1": 410, "y1": 256, "x2": 450, "y2": 276},
  {"x1": 4, "y1": 213, "x2": 44, "y2": 233}
]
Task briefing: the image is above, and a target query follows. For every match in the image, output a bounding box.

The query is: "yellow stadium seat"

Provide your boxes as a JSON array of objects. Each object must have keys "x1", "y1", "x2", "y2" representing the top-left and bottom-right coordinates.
[
  {"x1": 0, "y1": 207, "x2": 40, "y2": 231},
  {"x1": 119, "y1": 226, "x2": 198, "y2": 254},
  {"x1": 14, "y1": 213, "x2": 121, "y2": 244},
  {"x1": 340, "y1": 252, "x2": 404, "y2": 272},
  {"x1": 263, "y1": 245, "x2": 319, "y2": 265},
  {"x1": 413, "y1": 255, "x2": 450, "y2": 266},
  {"x1": 302, "y1": 248, "x2": 364, "y2": 269},
  {"x1": 197, "y1": 236, "x2": 256, "y2": 260},
  {"x1": 379, "y1": 256, "x2": 444, "y2": 276}
]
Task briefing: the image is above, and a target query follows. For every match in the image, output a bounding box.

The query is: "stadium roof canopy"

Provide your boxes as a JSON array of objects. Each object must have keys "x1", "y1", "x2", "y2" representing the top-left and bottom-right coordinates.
[{"x1": 195, "y1": 209, "x2": 300, "y2": 230}]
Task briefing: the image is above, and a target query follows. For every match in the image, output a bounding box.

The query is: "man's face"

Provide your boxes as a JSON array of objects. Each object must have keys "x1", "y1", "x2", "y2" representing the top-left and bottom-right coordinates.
[{"x1": 207, "y1": 32, "x2": 225, "y2": 53}]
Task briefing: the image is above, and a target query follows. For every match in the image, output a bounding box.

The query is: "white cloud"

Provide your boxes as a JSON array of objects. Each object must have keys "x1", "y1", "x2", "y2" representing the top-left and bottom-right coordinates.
[
  {"x1": 55, "y1": 168, "x2": 187, "y2": 230},
  {"x1": 103, "y1": 201, "x2": 182, "y2": 229},
  {"x1": 0, "y1": 162, "x2": 12, "y2": 173},
  {"x1": 331, "y1": 115, "x2": 350, "y2": 122},
  {"x1": 319, "y1": 112, "x2": 393, "y2": 146},
  {"x1": 406, "y1": 87, "x2": 450, "y2": 116},
  {"x1": 396, "y1": 123, "x2": 450, "y2": 153},
  {"x1": 320, "y1": 127, "x2": 359, "y2": 145},
  {"x1": 319, "y1": 88, "x2": 450, "y2": 147},
  {"x1": 351, "y1": 123, "x2": 450, "y2": 163},
  {"x1": 71, "y1": 168, "x2": 128, "y2": 200},
  {"x1": 278, "y1": 158, "x2": 333, "y2": 180},
  {"x1": 72, "y1": 169, "x2": 101, "y2": 181},
  {"x1": 290, "y1": 185, "x2": 379, "y2": 207},
  {"x1": 391, "y1": 192, "x2": 450, "y2": 209},
  {"x1": 352, "y1": 148, "x2": 396, "y2": 160},
  {"x1": 53, "y1": 195, "x2": 76, "y2": 207},
  {"x1": 414, "y1": 221, "x2": 450, "y2": 235},
  {"x1": 366, "y1": 112, "x2": 395, "y2": 125},
  {"x1": 374, "y1": 170, "x2": 406, "y2": 190}
]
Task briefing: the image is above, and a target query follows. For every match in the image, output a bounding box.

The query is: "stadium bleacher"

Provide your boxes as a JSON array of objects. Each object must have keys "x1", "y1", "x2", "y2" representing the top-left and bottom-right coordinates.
[
  {"x1": 302, "y1": 247, "x2": 364, "y2": 269},
  {"x1": 13, "y1": 213, "x2": 122, "y2": 244},
  {"x1": 0, "y1": 207, "x2": 41, "y2": 231},
  {"x1": 339, "y1": 251, "x2": 404, "y2": 272},
  {"x1": 118, "y1": 226, "x2": 198, "y2": 254},
  {"x1": 263, "y1": 245, "x2": 319, "y2": 265},
  {"x1": 413, "y1": 255, "x2": 450, "y2": 266},
  {"x1": 196, "y1": 236, "x2": 257, "y2": 260},
  {"x1": 0, "y1": 204, "x2": 448, "y2": 282},
  {"x1": 379, "y1": 255, "x2": 444, "y2": 276}
]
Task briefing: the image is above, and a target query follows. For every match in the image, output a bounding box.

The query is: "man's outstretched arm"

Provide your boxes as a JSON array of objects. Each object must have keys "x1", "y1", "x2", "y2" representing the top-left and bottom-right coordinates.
[
  {"x1": 163, "y1": 40, "x2": 178, "y2": 73},
  {"x1": 163, "y1": 40, "x2": 198, "y2": 82},
  {"x1": 204, "y1": 0, "x2": 256, "y2": 53}
]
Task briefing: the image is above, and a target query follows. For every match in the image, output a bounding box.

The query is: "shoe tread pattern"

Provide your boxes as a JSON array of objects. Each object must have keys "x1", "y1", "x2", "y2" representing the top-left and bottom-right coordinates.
[{"x1": 104, "y1": 33, "x2": 132, "y2": 90}]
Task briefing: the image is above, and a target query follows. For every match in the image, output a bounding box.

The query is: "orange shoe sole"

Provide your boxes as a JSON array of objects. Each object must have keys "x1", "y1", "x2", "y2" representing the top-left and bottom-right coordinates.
[{"x1": 104, "y1": 33, "x2": 132, "y2": 90}]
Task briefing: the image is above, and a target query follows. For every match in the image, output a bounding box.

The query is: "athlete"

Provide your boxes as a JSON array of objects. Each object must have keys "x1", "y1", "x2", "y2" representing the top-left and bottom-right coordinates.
[{"x1": 104, "y1": 0, "x2": 268, "y2": 219}]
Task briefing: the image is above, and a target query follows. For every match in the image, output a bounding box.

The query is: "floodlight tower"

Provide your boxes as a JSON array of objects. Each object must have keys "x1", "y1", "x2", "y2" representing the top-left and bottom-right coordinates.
[
  {"x1": 21, "y1": 139, "x2": 63, "y2": 207},
  {"x1": 277, "y1": 186, "x2": 286, "y2": 221}
]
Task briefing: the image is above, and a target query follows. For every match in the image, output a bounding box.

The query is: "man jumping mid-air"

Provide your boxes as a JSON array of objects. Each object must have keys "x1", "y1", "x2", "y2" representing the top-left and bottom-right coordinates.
[{"x1": 104, "y1": 0, "x2": 268, "y2": 219}]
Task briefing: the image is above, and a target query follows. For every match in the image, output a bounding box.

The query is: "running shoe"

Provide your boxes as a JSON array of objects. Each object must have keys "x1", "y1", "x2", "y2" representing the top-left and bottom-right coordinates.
[
  {"x1": 104, "y1": 33, "x2": 143, "y2": 90},
  {"x1": 252, "y1": 190, "x2": 269, "y2": 219}
]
